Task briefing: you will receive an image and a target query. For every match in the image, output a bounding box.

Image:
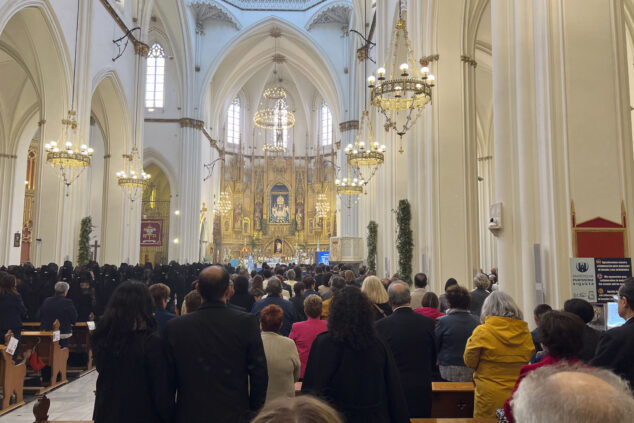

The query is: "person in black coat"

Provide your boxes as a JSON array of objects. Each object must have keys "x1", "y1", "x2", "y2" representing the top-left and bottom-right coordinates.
[
  {"x1": 291, "y1": 282, "x2": 307, "y2": 321},
  {"x1": 0, "y1": 271, "x2": 27, "y2": 340},
  {"x1": 470, "y1": 273, "x2": 490, "y2": 317},
  {"x1": 39, "y1": 281, "x2": 78, "y2": 348},
  {"x1": 302, "y1": 286, "x2": 409, "y2": 423},
  {"x1": 563, "y1": 298, "x2": 601, "y2": 363},
  {"x1": 252, "y1": 277, "x2": 301, "y2": 336},
  {"x1": 165, "y1": 266, "x2": 268, "y2": 423},
  {"x1": 229, "y1": 275, "x2": 256, "y2": 312},
  {"x1": 92, "y1": 281, "x2": 175, "y2": 423},
  {"x1": 375, "y1": 282, "x2": 436, "y2": 418},
  {"x1": 592, "y1": 278, "x2": 634, "y2": 388}
]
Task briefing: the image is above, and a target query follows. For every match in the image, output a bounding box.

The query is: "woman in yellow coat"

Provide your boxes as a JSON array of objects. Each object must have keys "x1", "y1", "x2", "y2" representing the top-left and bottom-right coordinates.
[{"x1": 464, "y1": 291, "x2": 534, "y2": 418}]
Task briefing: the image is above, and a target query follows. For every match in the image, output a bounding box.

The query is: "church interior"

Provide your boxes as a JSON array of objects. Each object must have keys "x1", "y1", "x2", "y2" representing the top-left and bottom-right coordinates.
[{"x1": 1, "y1": 0, "x2": 634, "y2": 422}]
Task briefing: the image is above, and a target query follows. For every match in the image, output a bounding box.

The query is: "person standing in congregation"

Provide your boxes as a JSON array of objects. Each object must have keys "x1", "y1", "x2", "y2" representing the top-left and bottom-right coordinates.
[
  {"x1": 469, "y1": 273, "x2": 490, "y2": 317},
  {"x1": 410, "y1": 273, "x2": 428, "y2": 309},
  {"x1": 252, "y1": 277, "x2": 300, "y2": 336},
  {"x1": 0, "y1": 271, "x2": 27, "y2": 341},
  {"x1": 592, "y1": 277, "x2": 634, "y2": 388},
  {"x1": 92, "y1": 281, "x2": 175, "y2": 423},
  {"x1": 289, "y1": 294, "x2": 328, "y2": 379},
  {"x1": 361, "y1": 276, "x2": 392, "y2": 321},
  {"x1": 463, "y1": 291, "x2": 534, "y2": 418},
  {"x1": 149, "y1": 283, "x2": 177, "y2": 333},
  {"x1": 435, "y1": 285, "x2": 480, "y2": 382},
  {"x1": 302, "y1": 286, "x2": 409, "y2": 423},
  {"x1": 376, "y1": 282, "x2": 436, "y2": 418},
  {"x1": 165, "y1": 266, "x2": 268, "y2": 423},
  {"x1": 563, "y1": 298, "x2": 600, "y2": 363},
  {"x1": 40, "y1": 281, "x2": 78, "y2": 348},
  {"x1": 259, "y1": 305, "x2": 301, "y2": 403}
]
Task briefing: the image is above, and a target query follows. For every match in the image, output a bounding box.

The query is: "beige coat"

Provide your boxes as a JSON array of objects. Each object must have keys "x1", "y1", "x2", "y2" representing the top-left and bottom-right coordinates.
[{"x1": 261, "y1": 331, "x2": 301, "y2": 403}]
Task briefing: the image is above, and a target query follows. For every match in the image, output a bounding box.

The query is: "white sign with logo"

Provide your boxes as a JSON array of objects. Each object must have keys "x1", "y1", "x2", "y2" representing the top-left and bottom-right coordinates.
[
  {"x1": 6, "y1": 337, "x2": 18, "y2": 355},
  {"x1": 570, "y1": 258, "x2": 597, "y2": 302},
  {"x1": 52, "y1": 330, "x2": 61, "y2": 343}
]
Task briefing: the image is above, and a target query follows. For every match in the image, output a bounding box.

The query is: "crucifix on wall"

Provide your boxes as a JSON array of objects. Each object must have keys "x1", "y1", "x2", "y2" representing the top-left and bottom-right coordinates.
[{"x1": 91, "y1": 240, "x2": 101, "y2": 262}]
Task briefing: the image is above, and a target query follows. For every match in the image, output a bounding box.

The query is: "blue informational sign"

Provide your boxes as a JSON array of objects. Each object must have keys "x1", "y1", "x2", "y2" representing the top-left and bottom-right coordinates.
[
  {"x1": 230, "y1": 259, "x2": 239, "y2": 269},
  {"x1": 571, "y1": 257, "x2": 632, "y2": 303},
  {"x1": 316, "y1": 251, "x2": 330, "y2": 265}
]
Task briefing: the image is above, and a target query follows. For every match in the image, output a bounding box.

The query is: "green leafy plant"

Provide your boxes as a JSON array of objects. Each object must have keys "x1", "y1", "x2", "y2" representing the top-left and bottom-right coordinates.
[
  {"x1": 78, "y1": 216, "x2": 94, "y2": 267},
  {"x1": 396, "y1": 200, "x2": 413, "y2": 284},
  {"x1": 367, "y1": 220, "x2": 378, "y2": 272}
]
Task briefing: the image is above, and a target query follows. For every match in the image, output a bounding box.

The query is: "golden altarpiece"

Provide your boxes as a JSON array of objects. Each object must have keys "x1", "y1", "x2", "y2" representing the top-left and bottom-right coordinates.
[{"x1": 212, "y1": 145, "x2": 337, "y2": 264}]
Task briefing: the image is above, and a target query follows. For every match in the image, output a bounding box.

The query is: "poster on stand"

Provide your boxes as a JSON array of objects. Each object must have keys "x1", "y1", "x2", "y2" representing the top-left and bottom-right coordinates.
[{"x1": 571, "y1": 257, "x2": 632, "y2": 303}]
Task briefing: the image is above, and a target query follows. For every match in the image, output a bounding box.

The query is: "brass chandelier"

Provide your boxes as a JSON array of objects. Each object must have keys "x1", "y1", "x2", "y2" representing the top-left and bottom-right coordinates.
[
  {"x1": 367, "y1": 5, "x2": 435, "y2": 140},
  {"x1": 116, "y1": 147, "x2": 151, "y2": 201},
  {"x1": 45, "y1": 0, "x2": 93, "y2": 192},
  {"x1": 315, "y1": 193, "x2": 331, "y2": 219},
  {"x1": 335, "y1": 168, "x2": 365, "y2": 195},
  {"x1": 216, "y1": 191, "x2": 232, "y2": 216}
]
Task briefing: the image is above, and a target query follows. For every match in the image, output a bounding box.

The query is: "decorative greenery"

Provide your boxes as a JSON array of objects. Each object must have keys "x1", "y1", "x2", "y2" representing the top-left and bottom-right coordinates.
[
  {"x1": 396, "y1": 199, "x2": 413, "y2": 284},
  {"x1": 367, "y1": 220, "x2": 378, "y2": 273},
  {"x1": 261, "y1": 220, "x2": 268, "y2": 236},
  {"x1": 78, "y1": 216, "x2": 94, "y2": 267},
  {"x1": 289, "y1": 218, "x2": 297, "y2": 236}
]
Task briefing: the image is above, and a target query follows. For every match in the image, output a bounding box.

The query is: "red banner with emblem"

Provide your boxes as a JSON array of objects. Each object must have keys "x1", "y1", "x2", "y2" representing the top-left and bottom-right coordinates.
[{"x1": 140, "y1": 219, "x2": 162, "y2": 247}]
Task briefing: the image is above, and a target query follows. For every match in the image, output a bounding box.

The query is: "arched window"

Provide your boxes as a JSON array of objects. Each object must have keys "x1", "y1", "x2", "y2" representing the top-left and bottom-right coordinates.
[
  {"x1": 146, "y1": 43, "x2": 165, "y2": 109},
  {"x1": 227, "y1": 97, "x2": 240, "y2": 144},
  {"x1": 321, "y1": 101, "x2": 333, "y2": 146}
]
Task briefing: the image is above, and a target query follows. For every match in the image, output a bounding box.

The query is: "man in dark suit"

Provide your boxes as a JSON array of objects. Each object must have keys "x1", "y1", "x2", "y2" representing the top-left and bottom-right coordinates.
[
  {"x1": 40, "y1": 281, "x2": 78, "y2": 348},
  {"x1": 165, "y1": 266, "x2": 268, "y2": 423},
  {"x1": 592, "y1": 277, "x2": 634, "y2": 388},
  {"x1": 375, "y1": 281, "x2": 436, "y2": 418},
  {"x1": 251, "y1": 277, "x2": 300, "y2": 336}
]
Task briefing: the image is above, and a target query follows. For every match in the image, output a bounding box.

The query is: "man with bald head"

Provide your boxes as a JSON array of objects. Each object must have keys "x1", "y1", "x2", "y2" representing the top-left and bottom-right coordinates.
[
  {"x1": 165, "y1": 265, "x2": 268, "y2": 423},
  {"x1": 511, "y1": 363, "x2": 634, "y2": 422},
  {"x1": 375, "y1": 281, "x2": 436, "y2": 418}
]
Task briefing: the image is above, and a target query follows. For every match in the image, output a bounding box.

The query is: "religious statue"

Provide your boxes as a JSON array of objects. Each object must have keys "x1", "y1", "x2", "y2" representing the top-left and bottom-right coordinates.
[
  {"x1": 270, "y1": 195, "x2": 290, "y2": 223},
  {"x1": 254, "y1": 199, "x2": 263, "y2": 231},
  {"x1": 274, "y1": 238, "x2": 283, "y2": 255},
  {"x1": 233, "y1": 200, "x2": 242, "y2": 231},
  {"x1": 295, "y1": 200, "x2": 304, "y2": 231}
]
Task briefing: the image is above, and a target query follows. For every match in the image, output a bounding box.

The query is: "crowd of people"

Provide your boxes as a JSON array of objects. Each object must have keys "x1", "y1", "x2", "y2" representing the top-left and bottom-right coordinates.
[{"x1": 1, "y1": 260, "x2": 634, "y2": 422}]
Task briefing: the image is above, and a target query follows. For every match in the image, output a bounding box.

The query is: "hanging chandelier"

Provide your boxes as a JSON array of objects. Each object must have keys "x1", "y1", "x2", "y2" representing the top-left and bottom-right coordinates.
[
  {"x1": 216, "y1": 191, "x2": 232, "y2": 216},
  {"x1": 367, "y1": 7, "x2": 435, "y2": 140},
  {"x1": 45, "y1": 0, "x2": 93, "y2": 192},
  {"x1": 116, "y1": 147, "x2": 150, "y2": 201},
  {"x1": 345, "y1": 110, "x2": 386, "y2": 184},
  {"x1": 117, "y1": 54, "x2": 150, "y2": 202},
  {"x1": 335, "y1": 168, "x2": 365, "y2": 195},
  {"x1": 315, "y1": 193, "x2": 331, "y2": 219},
  {"x1": 44, "y1": 111, "x2": 93, "y2": 190}
]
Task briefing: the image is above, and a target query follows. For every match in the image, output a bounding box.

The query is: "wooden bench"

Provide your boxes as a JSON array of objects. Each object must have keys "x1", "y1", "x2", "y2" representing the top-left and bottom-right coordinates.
[
  {"x1": 0, "y1": 332, "x2": 27, "y2": 416},
  {"x1": 67, "y1": 323, "x2": 94, "y2": 376},
  {"x1": 19, "y1": 322, "x2": 69, "y2": 394},
  {"x1": 430, "y1": 382, "x2": 475, "y2": 418}
]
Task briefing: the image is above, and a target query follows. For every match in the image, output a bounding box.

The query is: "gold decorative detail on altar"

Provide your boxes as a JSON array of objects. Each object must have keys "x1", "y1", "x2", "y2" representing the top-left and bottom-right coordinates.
[{"x1": 216, "y1": 191, "x2": 232, "y2": 216}]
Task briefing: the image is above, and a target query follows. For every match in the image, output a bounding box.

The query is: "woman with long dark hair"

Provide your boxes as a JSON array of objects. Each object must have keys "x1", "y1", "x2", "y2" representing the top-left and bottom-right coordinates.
[
  {"x1": 301, "y1": 286, "x2": 409, "y2": 423},
  {"x1": 92, "y1": 281, "x2": 174, "y2": 423},
  {"x1": 0, "y1": 271, "x2": 27, "y2": 340}
]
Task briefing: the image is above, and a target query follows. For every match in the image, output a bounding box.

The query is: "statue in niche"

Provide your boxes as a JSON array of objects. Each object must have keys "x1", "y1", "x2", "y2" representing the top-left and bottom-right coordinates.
[
  {"x1": 233, "y1": 200, "x2": 242, "y2": 230},
  {"x1": 224, "y1": 219, "x2": 230, "y2": 233},
  {"x1": 254, "y1": 199, "x2": 263, "y2": 231},
  {"x1": 295, "y1": 200, "x2": 304, "y2": 231},
  {"x1": 269, "y1": 184, "x2": 290, "y2": 224},
  {"x1": 274, "y1": 238, "x2": 283, "y2": 255}
]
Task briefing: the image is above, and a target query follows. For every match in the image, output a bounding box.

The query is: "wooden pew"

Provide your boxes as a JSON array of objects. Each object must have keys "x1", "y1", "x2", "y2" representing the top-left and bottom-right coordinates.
[
  {"x1": 19, "y1": 321, "x2": 69, "y2": 394},
  {"x1": 67, "y1": 323, "x2": 94, "y2": 376},
  {"x1": 430, "y1": 382, "x2": 475, "y2": 418},
  {"x1": 0, "y1": 332, "x2": 27, "y2": 416}
]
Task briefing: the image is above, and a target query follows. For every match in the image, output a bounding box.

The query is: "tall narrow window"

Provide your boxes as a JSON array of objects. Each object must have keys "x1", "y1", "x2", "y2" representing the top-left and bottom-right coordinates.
[
  {"x1": 227, "y1": 97, "x2": 240, "y2": 144},
  {"x1": 146, "y1": 43, "x2": 165, "y2": 109},
  {"x1": 321, "y1": 101, "x2": 332, "y2": 146}
]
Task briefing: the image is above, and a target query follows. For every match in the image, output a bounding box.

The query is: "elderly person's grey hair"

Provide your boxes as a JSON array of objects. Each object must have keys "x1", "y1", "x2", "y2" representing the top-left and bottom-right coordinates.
[
  {"x1": 480, "y1": 290, "x2": 523, "y2": 323},
  {"x1": 473, "y1": 273, "x2": 490, "y2": 290},
  {"x1": 54, "y1": 281, "x2": 70, "y2": 295},
  {"x1": 285, "y1": 269, "x2": 296, "y2": 281},
  {"x1": 511, "y1": 363, "x2": 634, "y2": 423},
  {"x1": 266, "y1": 276, "x2": 282, "y2": 296},
  {"x1": 387, "y1": 281, "x2": 411, "y2": 307}
]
